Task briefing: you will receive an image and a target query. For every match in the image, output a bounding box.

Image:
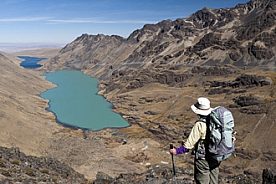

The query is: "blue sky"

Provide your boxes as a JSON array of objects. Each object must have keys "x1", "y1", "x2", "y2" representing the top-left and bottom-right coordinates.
[{"x1": 0, "y1": 0, "x2": 249, "y2": 44}]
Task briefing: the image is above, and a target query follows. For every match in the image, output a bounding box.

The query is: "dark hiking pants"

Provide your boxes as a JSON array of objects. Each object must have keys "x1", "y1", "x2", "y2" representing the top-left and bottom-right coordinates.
[{"x1": 194, "y1": 158, "x2": 220, "y2": 184}]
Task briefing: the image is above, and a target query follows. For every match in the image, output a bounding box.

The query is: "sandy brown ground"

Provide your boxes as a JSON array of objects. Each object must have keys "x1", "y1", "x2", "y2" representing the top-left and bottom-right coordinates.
[{"x1": 0, "y1": 53, "x2": 60, "y2": 156}]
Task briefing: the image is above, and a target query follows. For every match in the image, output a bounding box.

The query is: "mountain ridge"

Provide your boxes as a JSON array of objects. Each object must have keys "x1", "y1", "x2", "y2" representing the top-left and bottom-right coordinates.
[{"x1": 45, "y1": 0, "x2": 276, "y2": 76}]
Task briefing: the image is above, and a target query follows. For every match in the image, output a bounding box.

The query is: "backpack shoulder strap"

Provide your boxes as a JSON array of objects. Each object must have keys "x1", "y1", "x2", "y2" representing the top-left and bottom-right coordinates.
[{"x1": 196, "y1": 116, "x2": 209, "y2": 123}]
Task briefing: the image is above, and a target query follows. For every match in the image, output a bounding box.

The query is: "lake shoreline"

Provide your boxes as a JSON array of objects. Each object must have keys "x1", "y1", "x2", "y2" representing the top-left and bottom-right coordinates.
[
  {"x1": 40, "y1": 70, "x2": 130, "y2": 131},
  {"x1": 43, "y1": 99, "x2": 131, "y2": 132}
]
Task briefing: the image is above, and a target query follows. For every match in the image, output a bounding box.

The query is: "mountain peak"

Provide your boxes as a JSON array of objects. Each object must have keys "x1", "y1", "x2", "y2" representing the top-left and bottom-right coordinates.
[{"x1": 236, "y1": 0, "x2": 275, "y2": 12}]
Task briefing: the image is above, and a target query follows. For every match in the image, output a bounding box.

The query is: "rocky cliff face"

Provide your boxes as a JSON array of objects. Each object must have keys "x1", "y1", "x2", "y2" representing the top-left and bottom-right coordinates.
[{"x1": 42, "y1": 0, "x2": 276, "y2": 182}]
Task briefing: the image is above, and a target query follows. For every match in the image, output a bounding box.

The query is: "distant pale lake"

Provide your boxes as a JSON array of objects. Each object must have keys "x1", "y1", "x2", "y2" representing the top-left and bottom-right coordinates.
[
  {"x1": 18, "y1": 56, "x2": 45, "y2": 69},
  {"x1": 41, "y1": 70, "x2": 129, "y2": 130}
]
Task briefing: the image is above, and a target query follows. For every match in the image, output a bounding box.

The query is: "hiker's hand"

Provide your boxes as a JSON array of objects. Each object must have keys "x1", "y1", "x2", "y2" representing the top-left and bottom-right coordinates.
[
  {"x1": 170, "y1": 148, "x2": 177, "y2": 155},
  {"x1": 171, "y1": 145, "x2": 188, "y2": 155}
]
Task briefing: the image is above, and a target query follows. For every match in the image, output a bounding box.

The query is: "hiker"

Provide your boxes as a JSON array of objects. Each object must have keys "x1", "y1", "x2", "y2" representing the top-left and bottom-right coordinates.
[{"x1": 170, "y1": 97, "x2": 220, "y2": 184}]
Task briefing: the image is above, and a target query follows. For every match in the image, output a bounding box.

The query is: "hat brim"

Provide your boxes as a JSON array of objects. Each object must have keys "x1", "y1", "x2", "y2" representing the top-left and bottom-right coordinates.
[{"x1": 191, "y1": 104, "x2": 212, "y2": 116}]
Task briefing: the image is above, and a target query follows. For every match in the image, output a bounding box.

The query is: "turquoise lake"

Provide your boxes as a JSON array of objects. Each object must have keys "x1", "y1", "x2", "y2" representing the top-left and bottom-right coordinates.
[{"x1": 41, "y1": 70, "x2": 129, "y2": 130}]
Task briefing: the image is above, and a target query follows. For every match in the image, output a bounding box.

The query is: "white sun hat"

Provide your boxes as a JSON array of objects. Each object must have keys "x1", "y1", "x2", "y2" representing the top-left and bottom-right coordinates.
[{"x1": 191, "y1": 97, "x2": 213, "y2": 116}]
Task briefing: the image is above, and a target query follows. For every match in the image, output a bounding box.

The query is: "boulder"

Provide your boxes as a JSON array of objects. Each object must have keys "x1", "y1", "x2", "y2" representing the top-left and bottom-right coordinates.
[{"x1": 262, "y1": 169, "x2": 276, "y2": 184}]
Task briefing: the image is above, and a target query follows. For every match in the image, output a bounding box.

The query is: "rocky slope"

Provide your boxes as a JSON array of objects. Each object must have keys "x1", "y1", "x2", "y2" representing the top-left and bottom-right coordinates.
[
  {"x1": 93, "y1": 165, "x2": 276, "y2": 184},
  {"x1": 0, "y1": 146, "x2": 88, "y2": 183},
  {"x1": 0, "y1": 146, "x2": 274, "y2": 184},
  {"x1": 41, "y1": 0, "x2": 276, "y2": 182}
]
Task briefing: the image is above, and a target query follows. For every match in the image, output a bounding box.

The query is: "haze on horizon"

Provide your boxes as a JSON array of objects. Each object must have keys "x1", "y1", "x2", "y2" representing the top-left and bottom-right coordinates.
[{"x1": 0, "y1": 0, "x2": 249, "y2": 44}]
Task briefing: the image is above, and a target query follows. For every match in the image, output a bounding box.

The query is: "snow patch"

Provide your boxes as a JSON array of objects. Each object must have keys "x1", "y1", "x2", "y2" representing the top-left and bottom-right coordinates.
[{"x1": 184, "y1": 19, "x2": 195, "y2": 27}]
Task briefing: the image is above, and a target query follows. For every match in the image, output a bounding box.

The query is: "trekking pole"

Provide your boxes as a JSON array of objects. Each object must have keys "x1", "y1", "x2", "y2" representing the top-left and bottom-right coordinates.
[{"x1": 170, "y1": 143, "x2": 176, "y2": 176}]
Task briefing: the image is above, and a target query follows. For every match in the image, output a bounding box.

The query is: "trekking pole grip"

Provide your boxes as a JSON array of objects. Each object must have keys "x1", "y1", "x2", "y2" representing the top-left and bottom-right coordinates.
[
  {"x1": 169, "y1": 143, "x2": 176, "y2": 176},
  {"x1": 170, "y1": 143, "x2": 174, "y2": 149}
]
